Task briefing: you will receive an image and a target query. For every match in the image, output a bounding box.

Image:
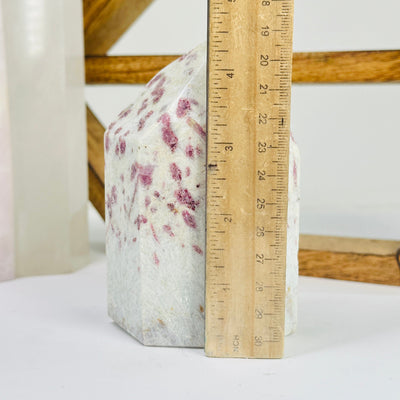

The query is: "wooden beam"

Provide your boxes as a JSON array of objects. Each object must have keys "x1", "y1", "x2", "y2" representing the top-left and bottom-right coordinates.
[
  {"x1": 299, "y1": 249, "x2": 400, "y2": 286},
  {"x1": 83, "y1": 0, "x2": 154, "y2": 55},
  {"x1": 87, "y1": 106, "x2": 105, "y2": 182},
  {"x1": 293, "y1": 50, "x2": 400, "y2": 83},
  {"x1": 85, "y1": 50, "x2": 400, "y2": 84},
  {"x1": 86, "y1": 106, "x2": 105, "y2": 219},
  {"x1": 88, "y1": 164, "x2": 105, "y2": 219},
  {"x1": 85, "y1": 55, "x2": 180, "y2": 84},
  {"x1": 300, "y1": 234, "x2": 400, "y2": 256}
]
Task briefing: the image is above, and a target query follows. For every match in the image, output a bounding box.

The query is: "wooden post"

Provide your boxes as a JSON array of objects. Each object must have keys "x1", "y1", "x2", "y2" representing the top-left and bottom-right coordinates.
[
  {"x1": 85, "y1": 50, "x2": 400, "y2": 84},
  {"x1": 87, "y1": 106, "x2": 105, "y2": 219},
  {"x1": 83, "y1": 0, "x2": 154, "y2": 55}
]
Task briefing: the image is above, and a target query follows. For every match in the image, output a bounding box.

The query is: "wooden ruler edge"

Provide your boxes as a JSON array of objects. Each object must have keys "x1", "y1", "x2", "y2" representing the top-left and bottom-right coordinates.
[{"x1": 205, "y1": 0, "x2": 294, "y2": 359}]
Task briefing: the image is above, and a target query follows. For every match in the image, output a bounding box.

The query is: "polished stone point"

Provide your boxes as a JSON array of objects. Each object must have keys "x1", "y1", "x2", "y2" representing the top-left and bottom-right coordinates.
[
  {"x1": 105, "y1": 42, "x2": 300, "y2": 347},
  {"x1": 0, "y1": 0, "x2": 89, "y2": 280}
]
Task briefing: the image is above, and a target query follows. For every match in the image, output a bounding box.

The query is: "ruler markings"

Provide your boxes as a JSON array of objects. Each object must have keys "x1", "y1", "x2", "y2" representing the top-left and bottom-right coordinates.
[{"x1": 206, "y1": 0, "x2": 293, "y2": 359}]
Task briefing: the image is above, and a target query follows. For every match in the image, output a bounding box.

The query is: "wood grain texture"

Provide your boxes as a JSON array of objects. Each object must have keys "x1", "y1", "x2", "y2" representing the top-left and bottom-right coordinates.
[
  {"x1": 88, "y1": 164, "x2": 105, "y2": 219},
  {"x1": 83, "y1": 0, "x2": 154, "y2": 55},
  {"x1": 85, "y1": 50, "x2": 400, "y2": 84},
  {"x1": 85, "y1": 55, "x2": 180, "y2": 84},
  {"x1": 299, "y1": 249, "x2": 400, "y2": 286},
  {"x1": 300, "y1": 234, "x2": 400, "y2": 256},
  {"x1": 293, "y1": 50, "x2": 400, "y2": 83},
  {"x1": 87, "y1": 106, "x2": 105, "y2": 182},
  {"x1": 87, "y1": 106, "x2": 105, "y2": 219}
]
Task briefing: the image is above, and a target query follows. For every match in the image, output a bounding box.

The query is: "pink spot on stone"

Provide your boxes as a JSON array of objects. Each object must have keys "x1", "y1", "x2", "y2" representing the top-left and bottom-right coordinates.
[
  {"x1": 127, "y1": 180, "x2": 140, "y2": 217},
  {"x1": 147, "y1": 73, "x2": 162, "y2": 88},
  {"x1": 154, "y1": 191, "x2": 160, "y2": 198},
  {"x1": 131, "y1": 162, "x2": 154, "y2": 187},
  {"x1": 293, "y1": 159, "x2": 298, "y2": 187},
  {"x1": 151, "y1": 224, "x2": 159, "y2": 243},
  {"x1": 108, "y1": 121, "x2": 116, "y2": 130},
  {"x1": 170, "y1": 163, "x2": 182, "y2": 181},
  {"x1": 163, "y1": 225, "x2": 174, "y2": 237},
  {"x1": 133, "y1": 238, "x2": 137, "y2": 243},
  {"x1": 106, "y1": 185, "x2": 118, "y2": 218},
  {"x1": 145, "y1": 196, "x2": 151, "y2": 208},
  {"x1": 138, "y1": 118, "x2": 145, "y2": 131},
  {"x1": 105, "y1": 133, "x2": 110, "y2": 152},
  {"x1": 114, "y1": 127, "x2": 122, "y2": 136},
  {"x1": 152, "y1": 87, "x2": 165, "y2": 104},
  {"x1": 159, "y1": 113, "x2": 178, "y2": 152},
  {"x1": 153, "y1": 252, "x2": 160, "y2": 265},
  {"x1": 150, "y1": 207, "x2": 157, "y2": 213},
  {"x1": 182, "y1": 210, "x2": 197, "y2": 229},
  {"x1": 138, "y1": 110, "x2": 154, "y2": 131},
  {"x1": 193, "y1": 245, "x2": 203, "y2": 255},
  {"x1": 138, "y1": 165, "x2": 154, "y2": 187},
  {"x1": 195, "y1": 145, "x2": 202, "y2": 156},
  {"x1": 151, "y1": 76, "x2": 166, "y2": 104},
  {"x1": 186, "y1": 117, "x2": 206, "y2": 139},
  {"x1": 115, "y1": 144, "x2": 119, "y2": 156},
  {"x1": 118, "y1": 108, "x2": 131, "y2": 119},
  {"x1": 119, "y1": 138, "x2": 126, "y2": 154},
  {"x1": 137, "y1": 98, "x2": 148, "y2": 115},
  {"x1": 176, "y1": 98, "x2": 191, "y2": 118},
  {"x1": 185, "y1": 145, "x2": 194, "y2": 158},
  {"x1": 131, "y1": 164, "x2": 137, "y2": 181},
  {"x1": 111, "y1": 185, "x2": 117, "y2": 203},
  {"x1": 120, "y1": 174, "x2": 124, "y2": 182},
  {"x1": 185, "y1": 167, "x2": 190, "y2": 177},
  {"x1": 175, "y1": 188, "x2": 199, "y2": 211},
  {"x1": 167, "y1": 203, "x2": 177, "y2": 214},
  {"x1": 134, "y1": 215, "x2": 148, "y2": 230}
]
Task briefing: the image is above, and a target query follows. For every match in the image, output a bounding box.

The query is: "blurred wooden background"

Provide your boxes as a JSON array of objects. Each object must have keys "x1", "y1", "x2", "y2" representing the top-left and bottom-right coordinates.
[{"x1": 83, "y1": 0, "x2": 400, "y2": 286}]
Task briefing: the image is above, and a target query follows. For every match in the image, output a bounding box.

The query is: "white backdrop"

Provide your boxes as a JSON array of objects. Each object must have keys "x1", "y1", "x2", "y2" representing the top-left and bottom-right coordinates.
[{"x1": 86, "y1": 0, "x2": 400, "y2": 241}]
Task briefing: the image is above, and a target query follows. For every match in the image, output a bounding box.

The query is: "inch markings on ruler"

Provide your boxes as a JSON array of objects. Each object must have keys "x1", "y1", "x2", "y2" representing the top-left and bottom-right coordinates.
[{"x1": 205, "y1": 0, "x2": 294, "y2": 358}]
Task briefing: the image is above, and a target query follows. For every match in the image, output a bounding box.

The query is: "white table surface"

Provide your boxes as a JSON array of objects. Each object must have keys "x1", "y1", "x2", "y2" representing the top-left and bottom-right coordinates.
[{"x1": 1, "y1": 207, "x2": 399, "y2": 400}]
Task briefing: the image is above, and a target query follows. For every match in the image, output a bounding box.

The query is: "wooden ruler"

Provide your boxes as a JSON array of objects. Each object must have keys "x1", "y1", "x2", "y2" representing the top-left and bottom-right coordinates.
[{"x1": 205, "y1": 0, "x2": 294, "y2": 358}]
